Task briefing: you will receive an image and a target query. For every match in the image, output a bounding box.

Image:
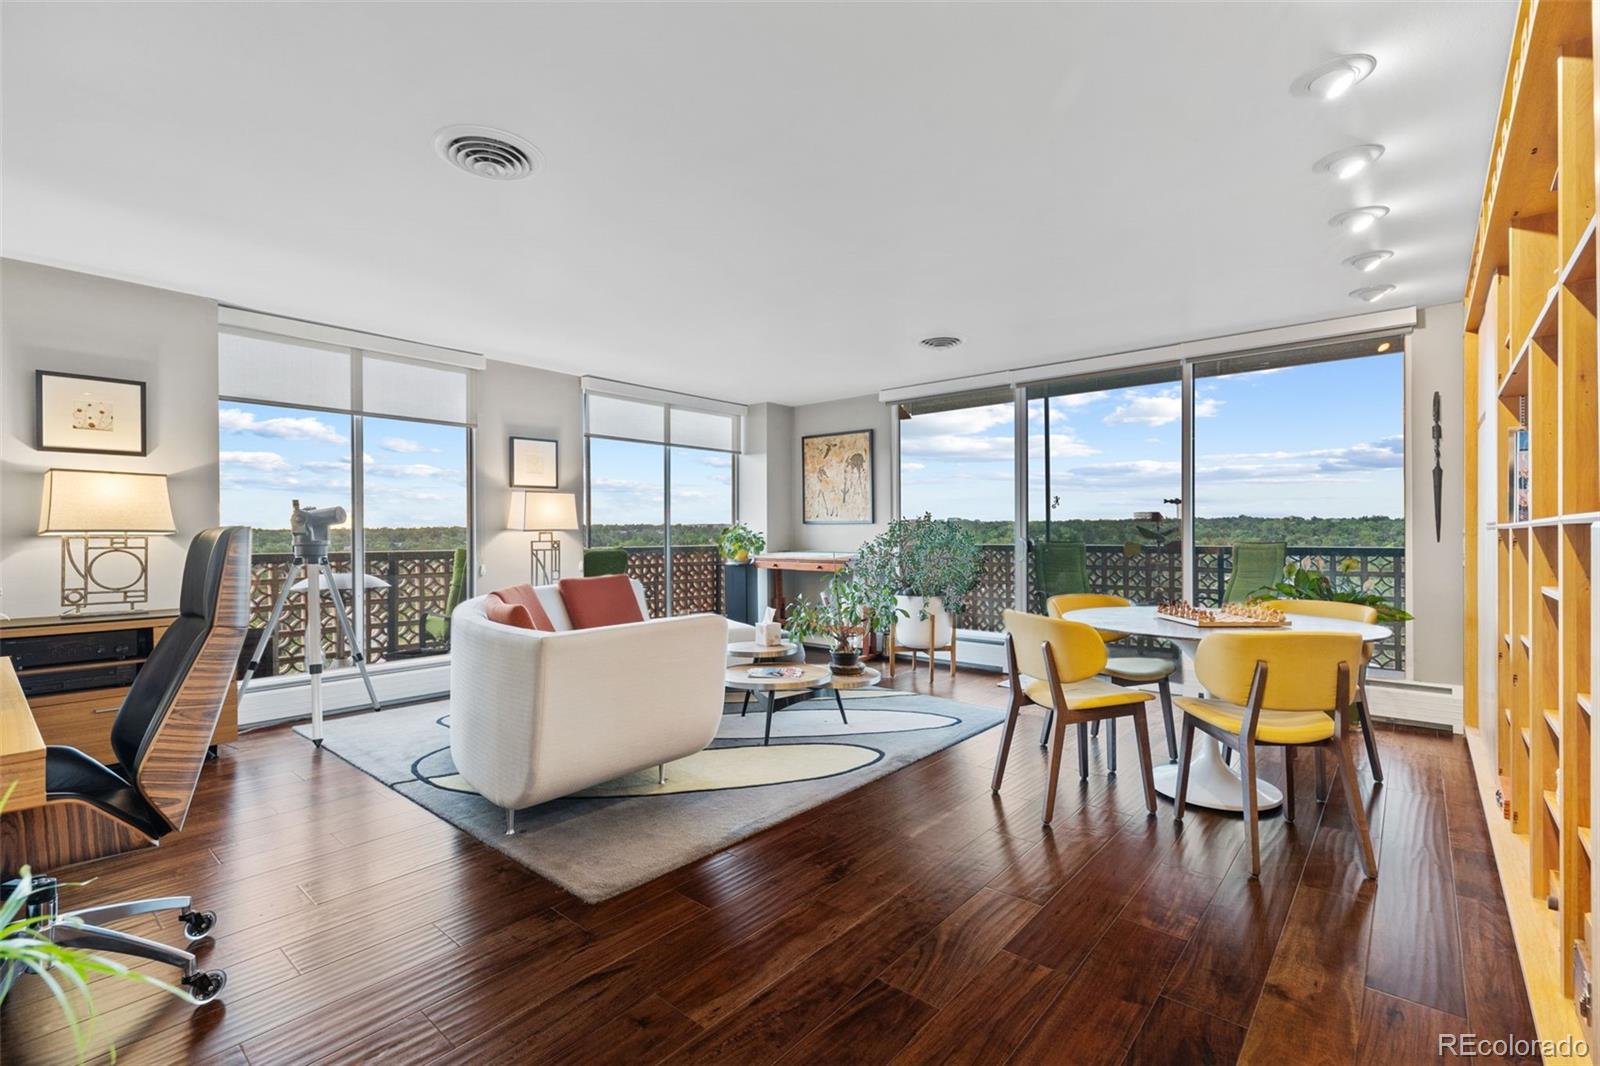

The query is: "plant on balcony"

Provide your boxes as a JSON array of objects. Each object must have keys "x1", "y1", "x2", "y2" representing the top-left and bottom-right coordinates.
[
  {"x1": 715, "y1": 522, "x2": 766, "y2": 563},
  {"x1": 783, "y1": 565, "x2": 904, "y2": 673},
  {"x1": 1248, "y1": 560, "x2": 1414, "y2": 624},
  {"x1": 854, "y1": 513, "x2": 983, "y2": 623}
]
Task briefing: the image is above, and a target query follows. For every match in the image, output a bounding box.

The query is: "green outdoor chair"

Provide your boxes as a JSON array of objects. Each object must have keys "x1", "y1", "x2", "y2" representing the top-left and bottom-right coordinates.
[
  {"x1": 582, "y1": 546, "x2": 630, "y2": 578},
  {"x1": 1223, "y1": 542, "x2": 1287, "y2": 604},
  {"x1": 422, "y1": 547, "x2": 468, "y2": 646},
  {"x1": 1031, "y1": 540, "x2": 1089, "y2": 612}
]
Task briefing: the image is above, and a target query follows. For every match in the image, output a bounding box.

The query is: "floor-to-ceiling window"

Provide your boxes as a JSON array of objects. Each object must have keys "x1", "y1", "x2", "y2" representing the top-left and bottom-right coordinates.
[
  {"x1": 218, "y1": 326, "x2": 474, "y2": 678},
  {"x1": 896, "y1": 388, "x2": 1015, "y2": 634},
  {"x1": 584, "y1": 388, "x2": 739, "y2": 616}
]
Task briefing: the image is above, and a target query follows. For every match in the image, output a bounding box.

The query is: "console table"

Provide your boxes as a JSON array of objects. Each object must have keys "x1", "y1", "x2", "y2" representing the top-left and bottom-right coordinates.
[{"x1": 751, "y1": 552, "x2": 852, "y2": 620}]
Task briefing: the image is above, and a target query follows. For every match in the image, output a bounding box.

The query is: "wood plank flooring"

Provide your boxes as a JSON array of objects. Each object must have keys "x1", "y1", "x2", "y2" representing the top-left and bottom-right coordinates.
[{"x1": 1, "y1": 661, "x2": 1539, "y2": 1064}]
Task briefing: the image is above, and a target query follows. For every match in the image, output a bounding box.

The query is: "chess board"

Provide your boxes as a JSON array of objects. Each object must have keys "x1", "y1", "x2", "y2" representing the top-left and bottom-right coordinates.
[{"x1": 1156, "y1": 602, "x2": 1289, "y2": 629}]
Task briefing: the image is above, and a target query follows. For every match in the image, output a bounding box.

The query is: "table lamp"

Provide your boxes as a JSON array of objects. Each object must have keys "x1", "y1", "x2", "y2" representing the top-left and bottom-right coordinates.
[
  {"x1": 38, "y1": 468, "x2": 177, "y2": 614},
  {"x1": 510, "y1": 490, "x2": 579, "y2": 584}
]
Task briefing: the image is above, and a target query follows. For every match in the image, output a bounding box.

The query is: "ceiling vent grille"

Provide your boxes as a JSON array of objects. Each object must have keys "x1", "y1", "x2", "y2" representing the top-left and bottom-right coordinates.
[
  {"x1": 435, "y1": 125, "x2": 541, "y2": 181},
  {"x1": 920, "y1": 336, "x2": 962, "y2": 349}
]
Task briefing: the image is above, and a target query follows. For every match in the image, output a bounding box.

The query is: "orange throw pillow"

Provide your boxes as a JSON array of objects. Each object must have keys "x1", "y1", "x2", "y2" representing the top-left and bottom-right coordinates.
[
  {"x1": 489, "y1": 584, "x2": 555, "y2": 631},
  {"x1": 485, "y1": 600, "x2": 535, "y2": 629},
  {"x1": 559, "y1": 575, "x2": 645, "y2": 629}
]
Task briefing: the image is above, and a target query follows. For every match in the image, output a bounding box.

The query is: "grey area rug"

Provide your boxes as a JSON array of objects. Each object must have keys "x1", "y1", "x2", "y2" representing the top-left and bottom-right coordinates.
[{"x1": 295, "y1": 691, "x2": 1003, "y2": 902}]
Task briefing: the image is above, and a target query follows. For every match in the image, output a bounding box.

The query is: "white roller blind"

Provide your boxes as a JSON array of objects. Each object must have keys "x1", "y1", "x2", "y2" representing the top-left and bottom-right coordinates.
[
  {"x1": 588, "y1": 394, "x2": 666, "y2": 443},
  {"x1": 361, "y1": 353, "x2": 470, "y2": 424},
  {"x1": 670, "y1": 407, "x2": 736, "y2": 451},
  {"x1": 219, "y1": 329, "x2": 351, "y2": 410}
]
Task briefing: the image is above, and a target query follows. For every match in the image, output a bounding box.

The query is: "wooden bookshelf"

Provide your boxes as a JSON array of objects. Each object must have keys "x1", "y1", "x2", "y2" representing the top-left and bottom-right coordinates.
[{"x1": 1464, "y1": 0, "x2": 1599, "y2": 1054}]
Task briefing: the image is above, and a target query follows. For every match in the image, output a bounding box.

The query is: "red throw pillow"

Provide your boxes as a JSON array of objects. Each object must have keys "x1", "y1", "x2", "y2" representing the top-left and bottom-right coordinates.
[
  {"x1": 485, "y1": 600, "x2": 535, "y2": 629},
  {"x1": 490, "y1": 584, "x2": 555, "y2": 631},
  {"x1": 559, "y1": 575, "x2": 645, "y2": 629}
]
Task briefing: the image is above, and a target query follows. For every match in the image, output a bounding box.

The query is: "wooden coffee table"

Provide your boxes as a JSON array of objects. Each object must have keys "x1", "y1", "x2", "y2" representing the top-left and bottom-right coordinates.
[
  {"x1": 726, "y1": 640, "x2": 799, "y2": 662},
  {"x1": 825, "y1": 666, "x2": 881, "y2": 723},
  {"x1": 724, "y1": 663, "x2": 833, "y2": 745}
]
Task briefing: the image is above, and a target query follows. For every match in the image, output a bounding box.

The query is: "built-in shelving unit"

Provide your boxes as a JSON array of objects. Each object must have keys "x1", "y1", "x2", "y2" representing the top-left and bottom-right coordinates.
[{"x1": 1463, "y1": 0, "x2": 1599, "y2": 1054}]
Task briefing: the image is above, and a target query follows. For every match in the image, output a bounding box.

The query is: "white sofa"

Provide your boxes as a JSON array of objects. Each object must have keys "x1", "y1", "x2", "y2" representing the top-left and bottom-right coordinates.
[{"x1": 447, "y1": 578, "x2": 755, "y2": 832}]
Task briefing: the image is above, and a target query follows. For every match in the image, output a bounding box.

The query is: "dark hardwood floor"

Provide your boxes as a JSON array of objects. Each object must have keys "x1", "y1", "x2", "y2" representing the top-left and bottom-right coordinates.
[{"x1": 2, "y1": 660, "x2": 1539, "y2": 1065}]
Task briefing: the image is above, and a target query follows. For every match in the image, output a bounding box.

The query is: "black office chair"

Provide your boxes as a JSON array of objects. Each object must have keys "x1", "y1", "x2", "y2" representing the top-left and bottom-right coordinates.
[{"x1": 0, "y1": 526, "x2": 252, "y2": 1003}]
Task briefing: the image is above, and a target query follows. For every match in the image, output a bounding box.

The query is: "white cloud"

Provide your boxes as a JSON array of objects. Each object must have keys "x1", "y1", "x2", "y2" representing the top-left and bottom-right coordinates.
[
  {"x1": 380, "y1": 436, "x2": 430, "y2": 454},
  {"x1": 219, "y1": 450, "x2": 290, "y2": 471},
  {"x1": 1103, "y1": 389, "x2": 1221, "y2": 427},
  {"x1": 902, "y1": 404, "x2": 1012, "y2": 436},
  {"x1": 219, "y1": 407, "x2": 347, "y2": 445},
  {"x1": 366, "y1": 461, "x2": 460, "y2": 481}
]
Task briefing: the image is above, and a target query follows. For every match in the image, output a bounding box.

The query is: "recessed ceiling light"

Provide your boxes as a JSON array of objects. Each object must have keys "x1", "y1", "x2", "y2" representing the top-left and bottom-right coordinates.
[
  {"x1": 920, "y1": 336, "x2": 962, "y2": 349},
  {"x1": 1376, "y1": 341, "x2": 1392, "y2": 352},
  {"x1": 1329, "y1": 205, "x2": 1390, "y2": 233},
  {"x1": 1292, "y1": 54, "x2": 1378, "y2": 100},
  {"x1": 1350, "y1": 284, "x2": 1396, "y2": 303},
  {"x1": 1345, "y1": 250, "x2": 1395, "y2": 272},
  {"x1": 434, "y1": 124, "x2": 542, "y2": 181},
  {"x1": 1315, "y1": 144, "x2": 1385, "y2": 180}
]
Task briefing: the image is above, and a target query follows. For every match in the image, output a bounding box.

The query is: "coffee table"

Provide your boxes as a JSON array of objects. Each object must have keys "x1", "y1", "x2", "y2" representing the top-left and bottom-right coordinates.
[
  {"x1": 825, "y1": 666, "x2": 881, "y2": 723},
  {"x1": 724, "y1": 663, "x2": 833, "y2": 745},
  {"x1": 727, "y1": 640, "x2": 799, "y2": 662}
]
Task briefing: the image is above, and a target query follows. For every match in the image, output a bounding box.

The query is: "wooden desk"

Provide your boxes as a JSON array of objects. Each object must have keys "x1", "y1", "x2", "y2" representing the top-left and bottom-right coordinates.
[
  {"x1": 0, "y1": 658, "x2": 45, "y2": 812},
  {"x1": 752, "y1": 552, "x2": 852, "y2": 620}
]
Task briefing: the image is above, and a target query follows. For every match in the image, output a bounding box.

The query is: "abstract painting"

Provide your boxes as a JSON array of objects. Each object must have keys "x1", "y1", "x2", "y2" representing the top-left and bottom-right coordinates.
[
  {"x1": 36, "y1": 370, "x2": 147, "y2": 455},
  {"x1": 802, "y1": 429, "x2": 873, "y2": 524}
]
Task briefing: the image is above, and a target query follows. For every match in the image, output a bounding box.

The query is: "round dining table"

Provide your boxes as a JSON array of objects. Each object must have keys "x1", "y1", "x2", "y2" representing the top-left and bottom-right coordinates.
[{"x1": 1058, "y1": 604, "x2": 1390, "y2": 813}]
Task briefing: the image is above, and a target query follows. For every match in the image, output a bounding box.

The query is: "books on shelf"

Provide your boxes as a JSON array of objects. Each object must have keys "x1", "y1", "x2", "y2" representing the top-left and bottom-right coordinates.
[{"x1": 1507, "y1": 427, "x2": 1530, "y2": 521}]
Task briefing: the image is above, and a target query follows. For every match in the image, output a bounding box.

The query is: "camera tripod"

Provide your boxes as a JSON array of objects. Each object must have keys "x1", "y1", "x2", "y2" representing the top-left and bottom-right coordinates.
[{"x1": 239, "y1": 550, "x2": 381, "y2": 746}]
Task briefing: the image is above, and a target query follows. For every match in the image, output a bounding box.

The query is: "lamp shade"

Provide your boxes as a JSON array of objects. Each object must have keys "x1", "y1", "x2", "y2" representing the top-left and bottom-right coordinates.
[
  {"x1": 510, "y1": 490, "x2": 579, "y2": 531},
  {"x1": 38, "y1": 469, "x2": 177, "y2": 535}
]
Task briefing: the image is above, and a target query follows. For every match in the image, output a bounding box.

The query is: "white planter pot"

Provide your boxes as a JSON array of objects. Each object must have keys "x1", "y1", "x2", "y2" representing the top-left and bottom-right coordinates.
[{"x1": 894, "y1": 595, "x2": 954, "y2": 649}]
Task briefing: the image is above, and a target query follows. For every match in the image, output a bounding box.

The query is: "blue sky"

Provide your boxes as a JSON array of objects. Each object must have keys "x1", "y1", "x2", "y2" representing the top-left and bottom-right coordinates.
[
  {"x1": 900, "y1": 352, "x2": 1404, "y2": 522},
  {"x1": 589, "y1": 438, "x2": 734, "y2": 528},
  {"x1": 219, "y1": 401, "x2": 468, "y2": 528}
]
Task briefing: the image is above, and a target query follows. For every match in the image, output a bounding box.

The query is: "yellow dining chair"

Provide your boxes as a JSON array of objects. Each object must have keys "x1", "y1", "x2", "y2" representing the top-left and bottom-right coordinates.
[
  {"x1": 1045, "y1": 593, "x2": 1180, "y2": 765},
  {"x1": 992, "y1": 609, "x2": 1158, "y2": 825},
  {"x1": 1173, "y1": 630, "x2": 1377, "y2": 880},
  {"x1": 1260, "y1": 598, "x2": 1384, "y2": 784}
]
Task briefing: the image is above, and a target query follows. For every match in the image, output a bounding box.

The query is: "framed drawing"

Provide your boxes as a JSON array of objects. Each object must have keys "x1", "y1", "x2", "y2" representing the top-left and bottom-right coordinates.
[
  {"x1": 510, "y1": 436, "x2": 559, "y2": 488},
  {"x1": 802, "y1": 429, "x2": 874, "y2": 524},
  {"x1": 36, "y1": 370, "x2": 148, "y2": 456}
]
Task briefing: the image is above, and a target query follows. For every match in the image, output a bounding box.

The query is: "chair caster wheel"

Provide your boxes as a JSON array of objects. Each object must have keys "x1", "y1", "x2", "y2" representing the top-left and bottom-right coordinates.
[
  {"x1": 179, "y1": 909, "x2": 216, "y2": 941},
  {"x1": 183, "y1": 968, "x2": 227, "y2": 1003}
]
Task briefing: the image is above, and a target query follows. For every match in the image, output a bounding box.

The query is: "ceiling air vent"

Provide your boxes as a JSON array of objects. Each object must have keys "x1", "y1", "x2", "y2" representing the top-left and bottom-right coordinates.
[
  {"x1": 434, "y1": 125, "x2": 541, "y2": 181},
  {"x1": 920, "y1": 336, "x2": 962, "y2": 349}
]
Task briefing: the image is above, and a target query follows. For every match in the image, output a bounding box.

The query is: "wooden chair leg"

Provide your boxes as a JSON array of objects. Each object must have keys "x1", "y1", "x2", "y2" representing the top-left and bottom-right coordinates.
[
  {"x1": 949, "y1": 631, "x2": 957, "y2": 678},
  {"x1": 1043, "y1": 704, "x2": 1071, "y2": 825},
  {"x1": 1314, "y1": 747, "x2": 1327, "y2": 803},
  {"x1": 1240, "y1": 738, "x2": 1260, "y2": 879},
  {"x1": 991, "y1": 694, "x2": 1023, "y2": 793},
  {"x1": 1174, "y1": 716, "x2": 1196, "y2": 823},
  {"x1": 1336, "y1": 738, "x2": 1379, "y2": 879},
  {"x1": 1131, "y1": 710, "x2": 1156, "y2": 816},
  {"x1": 1282, "y1": 747, "x2": 1296, "y2": 824},
  {"x1": 1158, "y1": 677, "x2": 1177, "y2": 762},
  {"x1": 1357, "y1": 699, "x2": 1385, "y2": 783},
  {"x1": 1076, "y1": 722, "x2": 1089, "y2": 781}
]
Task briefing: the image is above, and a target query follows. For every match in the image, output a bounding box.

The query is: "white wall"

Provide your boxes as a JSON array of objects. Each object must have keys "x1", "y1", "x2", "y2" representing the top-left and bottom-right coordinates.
[
  {"x1": 474, "y1": 359, "x2": 584, "y2": 592},
  {"x1": 1, "y1": 259, "x2": 220, "y2": 618},
  {"x1": 789, "y1": 393, "x2": 894, "y2": 552},
  {"x1": 1406, "y1": 301, "x2": 1466, "y2": 686}
]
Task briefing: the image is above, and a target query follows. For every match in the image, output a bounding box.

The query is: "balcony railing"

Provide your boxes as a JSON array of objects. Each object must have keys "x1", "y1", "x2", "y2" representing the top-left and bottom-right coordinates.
[
  {"x1": 622, "y1": 544, "x2": 725, "y2": 618},
  {"x1": 246, "y1": 549, "x2": 460, "y2": 676}
]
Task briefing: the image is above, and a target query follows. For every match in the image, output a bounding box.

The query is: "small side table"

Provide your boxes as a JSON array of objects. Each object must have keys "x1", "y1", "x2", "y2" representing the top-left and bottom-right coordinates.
[
  {"x1": 724, "y1": 664, "x2": 832, "y2": 745},
  {"x1": 824, "y1": 666, "x2": 881, "y2": 723},
  {"x1": 726, "y1": 640, "x2": 798, "y2": 662}
]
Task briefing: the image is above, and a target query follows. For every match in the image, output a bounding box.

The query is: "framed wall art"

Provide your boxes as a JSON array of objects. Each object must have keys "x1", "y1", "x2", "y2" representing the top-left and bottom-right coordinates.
[
  {"x1": 510, "y1": 436, "x2": 559, "y2": 488},
  {"x1": 802, "y1": 429, "x2": 874, "y2": 524},
  {"x1": 36, "y1": 370, "x2": 149, "y2": 456}
]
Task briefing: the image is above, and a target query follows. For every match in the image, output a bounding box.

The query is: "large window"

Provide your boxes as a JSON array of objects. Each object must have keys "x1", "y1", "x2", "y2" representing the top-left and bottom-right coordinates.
[
  {"x1": 219, "y1": 326, "x2": 474, "y2": 678},
  {"x1": 583, "y1": 386, "x2": 741, "y2": 616}
]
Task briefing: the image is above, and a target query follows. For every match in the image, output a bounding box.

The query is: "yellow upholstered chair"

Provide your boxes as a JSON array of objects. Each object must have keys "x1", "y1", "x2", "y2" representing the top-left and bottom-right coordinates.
[
  {"x1": 1260, "y1": 598, "x2": 1384, "y2": 784},
  {"x1": 1045, "y1": 593, "x2": 1179, "y2": 765},
  {"x1": 991, "y1": 609, "x2": 1158, "y2": 825},
  {"x1": 1173, "y1": 630, "x2": 1377, "y2": 880}
]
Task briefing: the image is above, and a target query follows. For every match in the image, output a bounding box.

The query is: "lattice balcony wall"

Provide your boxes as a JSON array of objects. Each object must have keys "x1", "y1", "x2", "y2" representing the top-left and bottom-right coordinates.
[{"x1": 622, "y1": 545, "x2": 725, "y2": 619}]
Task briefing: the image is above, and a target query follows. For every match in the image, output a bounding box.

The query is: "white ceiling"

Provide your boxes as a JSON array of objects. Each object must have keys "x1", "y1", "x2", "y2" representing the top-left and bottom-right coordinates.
[{"x1": 2, "y1": 2, "x2": 1516, "y2": 405}]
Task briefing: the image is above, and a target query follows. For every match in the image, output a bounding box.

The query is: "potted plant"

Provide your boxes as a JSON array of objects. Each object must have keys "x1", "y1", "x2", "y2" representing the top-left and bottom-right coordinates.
[
  {"x1": 715, "y1": 522, "x2": 766, "y2": 563},
  {"x1": 854, "y1": 513, "x2": 982, "y2": 649},
  {"x1": 783, "y1": 565, "x2": 903, "y2": 674},
  {"x1": 1248, "y1": 559, "x2": 1414, "y2": 624}
]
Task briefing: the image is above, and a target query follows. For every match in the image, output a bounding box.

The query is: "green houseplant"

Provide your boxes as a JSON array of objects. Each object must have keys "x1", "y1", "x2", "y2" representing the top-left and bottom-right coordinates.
[
  {"x1": 715, "y1": 522, "x2": 766, "y2": 563},
  {"x1": 783, "y1": 565, "x2": 903, "y2": 674},
  {"x1": 1248, "y1": 559, "x2": 1414, "y2": 624},
  {"x1": 854, "y1": 513, "x2": 982, "y2": 648}
]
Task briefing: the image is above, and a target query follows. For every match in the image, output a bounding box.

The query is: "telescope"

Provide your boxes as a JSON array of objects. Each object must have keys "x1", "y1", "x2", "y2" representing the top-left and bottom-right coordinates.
[{"x1": 290, "y1": 500, "x2": 346, "y2": 556}]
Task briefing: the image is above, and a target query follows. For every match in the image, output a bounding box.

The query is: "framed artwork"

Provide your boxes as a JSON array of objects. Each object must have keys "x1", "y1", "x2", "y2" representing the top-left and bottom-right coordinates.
[
  {"x1": 36, "y1": 370, "x2": 148, "y2": 456},
  {"x1": 802, "y1": 429, "x2": 874, "y2": 524},
  {"x1": 510, "y1": 436, "x2": 559, "y2": 488}
]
